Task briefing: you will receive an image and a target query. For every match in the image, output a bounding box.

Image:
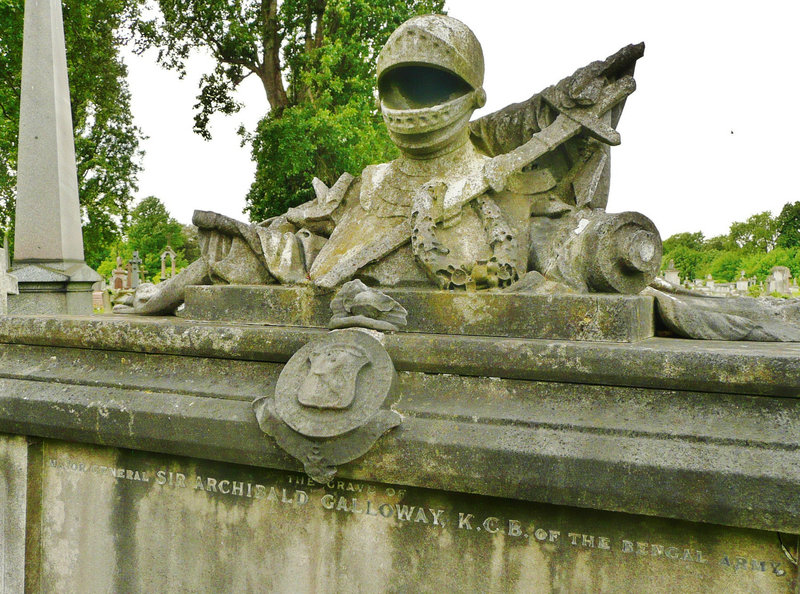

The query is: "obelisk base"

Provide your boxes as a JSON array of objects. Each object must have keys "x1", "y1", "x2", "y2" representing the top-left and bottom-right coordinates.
[{"x1": 8, "y1": 261, "x2": 100, "y2": 315}]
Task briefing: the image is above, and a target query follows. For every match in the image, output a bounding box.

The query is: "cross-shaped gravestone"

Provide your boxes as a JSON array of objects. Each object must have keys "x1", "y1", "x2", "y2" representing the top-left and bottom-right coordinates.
[
  {"x1": 0, "y1": 247, "x2": 19, "y2": 315},
  {"x1": 129, "y1": 251, "x2": 142, "y2": 288}
]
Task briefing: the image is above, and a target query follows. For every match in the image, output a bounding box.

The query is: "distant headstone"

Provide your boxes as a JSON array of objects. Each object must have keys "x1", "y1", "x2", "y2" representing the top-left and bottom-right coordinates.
[
  {"x1": 160, "y1": 246, "x2": 177, "y2": 281},
  {"x1": 129, "y1": 252, "x2": 143, "y2": 288},
  {"x1": 767, "y1": 266, "x2": 791, "y2": 295},
  {"x1": 735, "y1": 270, "x2": 748, "y2": 293},
  {"x1": 663, "y1": 259, "x2": 680, "y2": 286},
  {"x1": 9, "y1": 0, "x2": 100, "y2": 314},
  {"x1": 110, "y1": 256, "x2": 127, "y2": 290}
]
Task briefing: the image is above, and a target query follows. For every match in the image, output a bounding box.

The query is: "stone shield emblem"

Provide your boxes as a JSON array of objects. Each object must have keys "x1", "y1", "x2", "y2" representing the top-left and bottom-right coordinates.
[{"x1": 253, "y1": 328, "x2": 401, "y2": 482}]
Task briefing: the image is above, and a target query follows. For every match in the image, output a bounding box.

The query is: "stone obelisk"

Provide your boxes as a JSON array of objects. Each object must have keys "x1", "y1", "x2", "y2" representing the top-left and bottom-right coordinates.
[{"x1": 10, "y1": 0, "x2": 100, "y2": 315}]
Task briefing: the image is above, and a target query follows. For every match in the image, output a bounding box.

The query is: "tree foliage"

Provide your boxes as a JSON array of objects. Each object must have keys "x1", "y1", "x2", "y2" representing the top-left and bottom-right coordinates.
[
  {"x1": 0, "y1": 0, "x2": 144, "y2": 270},
  {"x1": 728, "y1": 211, "x2": 779, "y2": 253},
  {"x1": 776, "y1": 201, "x2": 800, "y2": 248},
  {"x1": 136, "y1": 0, "x2": 446, "y2": 221},
  {"x1": 661, "y1": 205, "x2": 800, "y2": 288}
]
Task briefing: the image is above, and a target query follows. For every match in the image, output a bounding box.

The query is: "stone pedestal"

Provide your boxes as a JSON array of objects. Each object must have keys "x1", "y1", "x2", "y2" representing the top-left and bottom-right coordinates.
[
  {"x1": 9, "y1": 263, "x2": 99, "y2": 315},
  {"x1": 183, "y1": 285, "x2": 656, "y2": 343},
  {"x1": 0, "y1": 314, "x2": 796, "y2": 591}
]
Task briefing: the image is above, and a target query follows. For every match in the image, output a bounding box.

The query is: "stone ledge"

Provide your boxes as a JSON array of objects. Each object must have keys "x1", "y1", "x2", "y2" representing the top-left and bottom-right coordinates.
[
  {"x1": 0, "y1": 343, "x2": 797, "y2": 534},
  {"x1": 183, "y1": 285, "x2": 656, "y2": 342},
  {"x1": 0, "y1": 315, "x2": 796, "y2": 396},
  {"x1": 0, "y1": 374, "x2": 800, "y2": 533}
]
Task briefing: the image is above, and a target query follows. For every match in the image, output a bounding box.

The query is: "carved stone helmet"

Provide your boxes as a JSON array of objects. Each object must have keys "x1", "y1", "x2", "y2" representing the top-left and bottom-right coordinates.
[{"x1": 377, "y1": 15, "x2": 486, "y2": 156}]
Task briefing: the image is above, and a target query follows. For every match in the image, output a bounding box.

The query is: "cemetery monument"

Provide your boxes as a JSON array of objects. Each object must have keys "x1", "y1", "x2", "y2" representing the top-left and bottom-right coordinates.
[
  {"x1": 0, "y1": 9, "x2": 798, "y2": 593},
  {"x1": 8, "y1": 0, "x2": 100, "y2": 315}
]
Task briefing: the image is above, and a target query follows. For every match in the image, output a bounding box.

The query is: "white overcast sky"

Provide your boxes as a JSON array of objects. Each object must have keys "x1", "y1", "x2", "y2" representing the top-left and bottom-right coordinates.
[{"x1": 123, "y1": 0, "x2": 800, "y2": 240}]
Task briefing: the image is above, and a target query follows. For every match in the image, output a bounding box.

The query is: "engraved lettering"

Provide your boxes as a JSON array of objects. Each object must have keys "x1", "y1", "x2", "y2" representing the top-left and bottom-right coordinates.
[
  {"x1": 534, "y1": 529, "x2": 548, "y2": 541},
  {"x1": 350, "y1": 498, "x2": 363, "y2": 514},
  {"x1": 583, "y1": 535, "x2": 596, "y2": 548},
  {"x1": 482, "y1": 517, "x2": 500, "y2": 534},
  {"x1": 751, "y1": 560, "x2": 766, "y2": 572},
  {"x1": 682, "y1": 549, "x2": 694, "y2": 562},
  {"x1": 622, "y1": 540, "x2": 634, "y2": 553},
  {"x1": 267, "y1": 487, "x2": 279, "y2": 502},
  {"x1": 720, "y1": 556, "x2": 731, "y2": 567},
  {"x1": 429, "y1": 509, "x2": 445, "y2": 526},
  {"x1": 206, "y1": 478, "x2": 218, "y2": 493},
  {"x1": 254, "y1": 485, "x2": 266, "y2": 499},
  {"x1": 665, "y1": 547, "x2": 680, "y2": 560},
  {"x1": 365, "y1": 501, "x2": 378, "y2": 516},
  {"x1": 395, "y1": 505, "x2": 415, "y2": 522},
  {"x1": 218, "y1": 480, "x2": 230, "y2": 494},
  {"x1": 636, "y1": 542, "x2": 647, "y2": 555},
  {"x1": 156, "y1": 470, "x2": 166, "y2": 485},
  {"x1": 696, "y1": 550, "x2": 707, "y2": 564},
  {"x1": 507, "y1": 520, "x2": 523, "y2": 537},
  {"x1": 321, "y1": 494, "x2": 335, "y2": 509},
  {"x1": 231, "y1": 481, "x2": 244, "y2": 496},
  {"x1": 336, "y1": 497, "x2": 349, "y2": 512},
  {"x1": 597, "y1": 537, "x2": 611, "y2": 550},
  {"x1": 413, "y1": 508, "x2": 429, "y2": 524},
  {"x1": 569, "y1": 533, "x2": 580, "y2": 546},
  {"x1": 458, "y1": 513, "x2": 474, "y2": 530},
  {"x1": 771, "y1": 562, "x2": 785, "y2": 577},
  {"x1": 734, "y1": 557, "x2": 747, "y2": 571},
  {"x1": 295, "y1": 491, "x2": 308, "y2": 505},
  {"x1": 378, "y1": 504, "x2": 394, "y2": 518},
  {"x1": 281, "y1": 489, "x2": 293, "y2": 504},
  {"x1": 549, "y1": 530, "x2": 560, "y2": 543},
  {"x1": 651, "y1": 544, "x2": 664, "y2": 557}
]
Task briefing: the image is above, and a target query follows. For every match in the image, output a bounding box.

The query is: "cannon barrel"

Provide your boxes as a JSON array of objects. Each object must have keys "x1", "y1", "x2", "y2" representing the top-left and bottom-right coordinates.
[{"x1": 579, "y1": 211, "x2": 662, "y2": 294}]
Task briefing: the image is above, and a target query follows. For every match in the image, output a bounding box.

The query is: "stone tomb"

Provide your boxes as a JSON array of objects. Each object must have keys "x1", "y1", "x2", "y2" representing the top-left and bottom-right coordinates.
[
  {"x1": 12, "y1": 438, "x2": 798, "y2": 593},
  {"x1": 0, "y1": 315, "x2": 797, "y2": 592}
]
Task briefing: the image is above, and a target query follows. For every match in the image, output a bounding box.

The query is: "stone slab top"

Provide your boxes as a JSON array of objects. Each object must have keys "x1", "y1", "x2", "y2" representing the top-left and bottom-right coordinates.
[
  {"x1": 0, "y1": 314, "x2": 796, "y2": 397},
  {"x1": 182, "y1": 285, "x2": 656, "y2": 343}
]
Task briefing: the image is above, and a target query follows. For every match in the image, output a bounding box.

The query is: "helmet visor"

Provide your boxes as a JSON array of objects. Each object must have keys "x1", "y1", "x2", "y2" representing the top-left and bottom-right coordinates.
[{"x1": 379, "y1": 65, "x2": 472, "y2": 110}]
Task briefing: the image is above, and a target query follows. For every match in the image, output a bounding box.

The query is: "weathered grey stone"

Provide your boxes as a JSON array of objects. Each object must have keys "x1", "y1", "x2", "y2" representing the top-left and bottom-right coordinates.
[
  {"x1": 647, "y1": 280, "x2": 800, "y2": 341},
  {"x1": 329, "y1": 280, "x2": 408, "y2": 332},
  {"x1": 183, "y1": 285, "x2": 656, "y2": 342},
  {"x1": 0, "y1": 434, "x2": 30, "y2": 593},
  {"x1": 0, "y1": 314, "x2": 796, "y2": 396},
  {"x1": 0, "y1": 316, "x2": 797, "y2": 534},
  {"x1": 254, "y1": 328, "x2": 401, "y2": 481},
  {"x1": 11, "y1": 0, "x2": 100, "y2": 314},
  {"x1": 122, "y1": 17, "x2": 652, "y2": 318},
  {"x1": 27, "y1": 439, "x2": 799, "y2": 592}
]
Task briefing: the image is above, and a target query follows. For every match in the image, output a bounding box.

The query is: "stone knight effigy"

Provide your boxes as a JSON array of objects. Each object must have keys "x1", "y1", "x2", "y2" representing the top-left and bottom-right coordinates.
[
  {"x1": 117, "y1": 15, "x2": 799, "y2": 342},
  {"x1": 121, "y1": 15, "x2": 655, "y2": 302}
]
